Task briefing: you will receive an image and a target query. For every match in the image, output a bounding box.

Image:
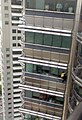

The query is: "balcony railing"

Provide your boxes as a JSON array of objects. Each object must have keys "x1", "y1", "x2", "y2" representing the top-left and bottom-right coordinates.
[
  {"x1": 77, "y1": 54, "x2": 82, "y2": 65},
  {"x1": 68, "y1": 96, "x2": 76, "y2": 114},
  {"x1": 24, "y1": 43, "x2": 70, "y2": 54},
  {"x1": 25, "y1": 9, "x2": 75, "y2": 19},
  {"x1": 72, "y1": 66, "x2": 82, "y2": 85},
  {"x1": 73, "y1": 89, "x2": 82, "y2": 102},
  {"x1": 77, "y1": 33, "x2": 82, "y2": 44},
  {"x1": 19, "y1": 84, "x2": 64, "y2": 98},
  {"x1": 19, "y1": 107, "x2": 61, "y2": 120},
  {"x1": 22, "y1": 76, "x2": 65, "y2": 93}
]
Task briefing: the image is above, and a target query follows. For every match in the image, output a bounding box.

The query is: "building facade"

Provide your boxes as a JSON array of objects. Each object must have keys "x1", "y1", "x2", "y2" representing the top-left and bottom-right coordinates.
[
  {"x1": 18, "y1": 0, "x2": 82, "y2": 120},
  {"x1": 1, "y1": 0, "x2": 82, "y2": 120},
  {"x1": 1, "y1": 0, "x2": 22, "y2": 120}
]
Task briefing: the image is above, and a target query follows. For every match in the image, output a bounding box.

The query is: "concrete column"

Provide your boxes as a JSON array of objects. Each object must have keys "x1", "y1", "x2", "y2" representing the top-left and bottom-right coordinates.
[{"x1": 62, "y1": 0, "x2": 82, "y2": 120}]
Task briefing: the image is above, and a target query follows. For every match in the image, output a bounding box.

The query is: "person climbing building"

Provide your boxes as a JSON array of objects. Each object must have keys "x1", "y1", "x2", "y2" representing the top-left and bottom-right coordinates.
[{"x1": 61, "y1": 71, "x2": 67, "y2": 82}]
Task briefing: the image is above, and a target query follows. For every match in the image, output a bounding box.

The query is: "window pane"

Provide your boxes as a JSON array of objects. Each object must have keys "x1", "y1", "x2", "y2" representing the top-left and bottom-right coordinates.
[
  {"x1": 55, "y1": 96, "x2": 64, "y2": 102},
  {"x1": 33, "y1": 92, "x2": 40, "y2": 98},
  {"x1": 25, "y1": 32, "x2": 34, "y2": 43},
  {"x1": 35, "y1": 33, "x2": 43, "y2": 45},
  {"x1": 50, "y1": 67, "x2": 58, "y2": 76},
  {"x1": 25, "y1": 0, "x2": 35, "y2": 9},
  {"x1": 62, "y1": 36, "x2": 71, "y2": 48},
  {"x1": 52, "y1": 35, "x2": 61, "y2": 47},
  {"x1": 25, "y1": 90, "x2": 32, "y2": 97},
  {"x1": 25, "y1": 63, "x2": 33, "y2": 72},
  {"x1": 36, "y1": 0, "x2": 44, "y2": 9},
  {"x1": 44, "y1": 34, "x2": 52, "y2": 46},
  {"x1": 25, "y1": 0, "x2": 76, "y2": 13}
]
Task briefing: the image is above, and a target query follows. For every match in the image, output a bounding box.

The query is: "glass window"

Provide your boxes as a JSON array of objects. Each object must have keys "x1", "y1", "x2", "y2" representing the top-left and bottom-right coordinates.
[
  {"x1": 52, "y1": 35, "x2": 61, "y2": 47},
  {"x1": 42, "y1": 66, "x2": 50, "y2": 75},
  {"x1": 17, "y1": 30, "x2": 21, "y2": 33},
  {"x1": 36, "y1": 0, "x2": 44, "y2": 10},
  {"x1": 11, "y1": 0, "x2": 21, "y2": 5},
  {"x1": 44, "y1": 34, "x2": 52, "y2": 46},
  {"x1": 4, "y1": 6, "x2": 8, "y2": 10},
  {"x1": 5, "y1": 21, "x2": 9, "y2": 25},
  {"x1": 25, "y1": 64, "x2": 33, "y2": 72},
  {"x1": 24, "y1": 114, "x2": 31, "y2": 119},
  {"x1": 36, "y1": 65, "x2": 42, "y2": 74},
  {"x1": 56, "y1": 96, "x2": 64, "y2": 101},
  {"x1": 62, "y1": 36, "x2": 71, "y2": 48},
  {"x1": 5, "y1": 14, "x2": 9, "y2": 18},
  {"x1": 12, "y1": 36, "x2": 16, "y2": 40},
  {"x1": 25, "y1": 0, "x2": 76, "y2": 13},
  {"x1": 25, "y1": 63, "x2": 66, "y2": 79},
  {"x1": 12, "y1": 29, "x2": 16, "y2": 33},
  {"x1": 25, "y1": 32, "x2": 34, "y2": 43},
  {"x1": 25, "y1": 0, "x2": 35, "y2": 9},
  {"x1": 4, "y1": 0, "x2": 8, "y2": 2},
  {"x1": 50, "y1": 67, "x2": 58, "y2": 76},
  {"x1": 35, "y1": 33, "x2": 43, "y2": 45},
  {"x1": 18, "y1": 36, "x2": 21, "y2": 40},
  {"x1": 25, "y1": 0, "x2": 44, "y2": 9},
  {"x1": 33, "y1": 92, "x2": 40, "y2": 98},
  {"x1": 25, "y1": 90, "x2": 32, "y2": 97}
]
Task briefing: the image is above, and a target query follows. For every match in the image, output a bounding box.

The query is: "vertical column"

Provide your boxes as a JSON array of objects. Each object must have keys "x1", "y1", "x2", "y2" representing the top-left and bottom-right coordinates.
[{"x1": 62, "y1": 0, "x2": 82, "y2": 119}]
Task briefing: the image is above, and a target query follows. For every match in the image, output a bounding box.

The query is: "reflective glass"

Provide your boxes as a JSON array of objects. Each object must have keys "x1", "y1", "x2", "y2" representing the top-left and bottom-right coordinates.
[
  {"x1": 62, "y1": 36, "x2": 71, "y2": 48},
  {"x1": 52, "y1": 35, "x2": 61, "y2": 47},
  {"x1": 50, "y1": 68, "x2": 58, "y2": 76},
  {"x1": 25, "y1": 63, "x2": 65, "y2": 78},
  {"x1": 35, "y1": 33, "x2": 43, "y2": 44},
  {"x1": 25, "y1": 32, "x2": 34, "y2": 43},
  {"x1": 25, "y1": 64, "x2": 33, "y2": 72},
  {"x1": 44, "y1": 34, "x2": 52, "y2": 46},
  {"x1": 25, "y1": 0, "x2": 77, "y2": 13}
]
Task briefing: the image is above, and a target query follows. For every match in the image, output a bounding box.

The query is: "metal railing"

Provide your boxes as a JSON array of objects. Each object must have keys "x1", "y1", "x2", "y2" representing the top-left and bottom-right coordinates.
[
  {"x1": 72, "y1": 66, "x2": 82, "y2": 85},
  {"x1": 68, "y1": 96, "x2": 76, "y2": 113},
  {"x1": 77, "y1": 33, "x2": 82, "y2": 44},
  {"x1": 73, "y1": 89, "x2": 82, "y2": 102}
]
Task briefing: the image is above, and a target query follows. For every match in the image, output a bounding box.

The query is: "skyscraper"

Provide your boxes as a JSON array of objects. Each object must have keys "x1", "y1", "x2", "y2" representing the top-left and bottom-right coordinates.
[
  {"x1": 1, "y1": 0, "x2": 82, "y2": 120},
  {"x1": 1, "y1": 0, "x2": 22, "y2": 120},
  {"x1": 18, "y1": 0, "x2": 82, "y2": 120}
]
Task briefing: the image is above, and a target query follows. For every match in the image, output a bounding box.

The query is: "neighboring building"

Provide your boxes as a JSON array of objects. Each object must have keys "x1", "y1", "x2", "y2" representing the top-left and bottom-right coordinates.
[
  {"x1": 18, "y1": 0, "x2": 82, "y2": 120},
  {"x1": 67, "y1": 0, "x2": 82, "y2": 118},
  {"x1": 1, "y1": 0, "x2": 22, "y2": 120}
]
